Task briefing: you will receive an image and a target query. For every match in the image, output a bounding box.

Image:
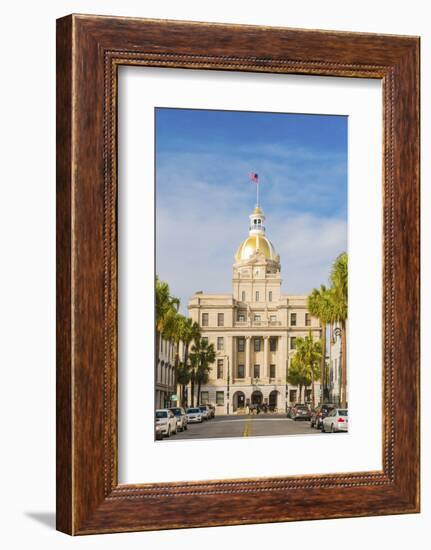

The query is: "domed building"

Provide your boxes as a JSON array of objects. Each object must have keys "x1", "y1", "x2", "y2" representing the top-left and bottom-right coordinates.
[{"x1": 188, "y1": 203, "x2": 322, "y2": 414}]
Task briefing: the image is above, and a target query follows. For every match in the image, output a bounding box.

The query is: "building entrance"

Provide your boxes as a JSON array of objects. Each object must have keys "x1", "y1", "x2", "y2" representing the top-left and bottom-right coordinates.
[{"x1": 251, "y1": 390, "x2": 263, "y2": 405}]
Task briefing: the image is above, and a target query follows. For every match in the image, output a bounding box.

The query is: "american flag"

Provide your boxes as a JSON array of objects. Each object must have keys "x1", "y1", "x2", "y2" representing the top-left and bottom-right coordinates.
[{"x1": 249, "y1": 172, "x2": 259, "y2": 183}]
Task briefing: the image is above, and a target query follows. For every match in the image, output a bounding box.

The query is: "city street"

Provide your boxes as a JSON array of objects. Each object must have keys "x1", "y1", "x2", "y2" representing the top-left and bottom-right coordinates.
[{"x1": 162, "y1": 414, "x2": 324, "y2": 440}]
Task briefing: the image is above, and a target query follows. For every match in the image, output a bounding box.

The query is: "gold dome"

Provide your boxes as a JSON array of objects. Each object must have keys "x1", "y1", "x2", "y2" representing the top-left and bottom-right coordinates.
[{"x1": 235, "y1": 234, "x2": 277, "y2": 262}]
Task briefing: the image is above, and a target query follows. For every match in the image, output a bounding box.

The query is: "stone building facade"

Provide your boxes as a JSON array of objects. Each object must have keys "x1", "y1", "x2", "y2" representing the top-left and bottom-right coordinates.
[
  {"x1": 155, "y1": 334, "x2": 177, "y2": 409},
  {"x1": 188, "y1": 204, "x2": 321, "y2": 415}
]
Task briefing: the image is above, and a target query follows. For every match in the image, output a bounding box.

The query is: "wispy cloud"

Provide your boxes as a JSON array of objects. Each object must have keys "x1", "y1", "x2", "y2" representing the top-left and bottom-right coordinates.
[{"x1": 156, "y1": 174, "x2": 346, "y2": 313}]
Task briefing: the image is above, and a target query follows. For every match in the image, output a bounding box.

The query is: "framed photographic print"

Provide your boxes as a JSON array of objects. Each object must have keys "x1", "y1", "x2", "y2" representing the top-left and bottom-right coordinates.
[{"x1": 56, "y1": 15, "x2": 420, "y2": 535}]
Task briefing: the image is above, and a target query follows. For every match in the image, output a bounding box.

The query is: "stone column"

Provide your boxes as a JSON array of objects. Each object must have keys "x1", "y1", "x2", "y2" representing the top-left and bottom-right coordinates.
[
  {"x1": 226, "y1": 336, "x2": 233, "y2": 415},
  {"x1": 279, "y1": 335, "x2": 287, "y2": 381},
  {"x1": 245, "y1": 336, "x2": 251, "y2": 378},
  {"x1": 263, "y1": 336, "x2": 269, "y2": 379}
]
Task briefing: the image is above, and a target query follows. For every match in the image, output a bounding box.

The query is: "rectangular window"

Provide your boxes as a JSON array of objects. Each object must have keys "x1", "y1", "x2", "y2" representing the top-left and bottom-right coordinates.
[
  {"x1": 255, "y1": 291, "x2": 259, "y2": 301},
  {"x1": 269, "y1": 290, "x2": 272, "y2": 302},
  {"x1": 254, "y1": 314, "x2": 261, "y2": 322},
  {"x1": 237, "y1": 364, "x2": 245, "y2": 378},
  {"x1": 290, "y1": 312, "x2": 297, "y2": 326},
  {"x1": 201, "y1": 336, "x2": 208, "y2": 345},
  {"x1": 305, "y1": 313, "x2": 311, "y2": 326},
  {"x1": 200, "y1": 391, "x2": 209, "y2": 404},
  {"x1": 216, "y1": 391, "x2": 224, "y2": 405},
  {"x1": 290, "y1": 336, "x2": 297, "y2": 350},
  {"x1": 237, "y1": 311, "x2": 245, "y2": 321},
  {"x1": 202, "y1": 313, "x2": 209, "y2": 327},
  {"x1": 254, "y1": 337, "x2": 261, "y2": 352},
  {"x1": 217, "y1": 313, "x2": 224, "y2": 327},
  {"x1": 289, "y1": 389, "x2": 297, "y2": 403},
  {"x1": 237, "y1": 338, "x2": 245, "y2": 352},
  {"x1": 217, "y1": 337, "x2": 224, "y2": 351},
  {"x1": 269, "y1": 315, "x2": 276, "y2": 322},
  {"x1": 269, "y1": 337, "x2": 277, "y2": 352},
  {"x1": 269, "y1": 364, "x2": 276, "y2": 378},
  {"x1": 217, "y1": 359, "x2": 224, "y2": 379},
  {"x1": 241, "y1": 290, "x2": 246, "y2": 301},
  {"x1": 253, "y1": 364, "x2": 260, "y2": 378}
]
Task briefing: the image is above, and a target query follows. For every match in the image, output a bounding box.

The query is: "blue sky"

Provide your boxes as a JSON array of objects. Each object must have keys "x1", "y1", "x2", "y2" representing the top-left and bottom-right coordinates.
[{"x1": 155, "y1": 108, "x2": 347, "y2": 314}]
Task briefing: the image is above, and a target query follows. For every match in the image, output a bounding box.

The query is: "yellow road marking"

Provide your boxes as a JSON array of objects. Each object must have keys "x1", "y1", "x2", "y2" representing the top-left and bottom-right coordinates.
[{"x1": 243, "y1": 418, "x2": 252, "y2": 437}]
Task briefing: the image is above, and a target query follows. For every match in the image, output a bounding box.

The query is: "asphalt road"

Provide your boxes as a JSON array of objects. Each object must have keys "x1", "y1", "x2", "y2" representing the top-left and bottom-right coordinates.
[{"x1": 162, "y1": 414, "x2": 323, "y2": 441}]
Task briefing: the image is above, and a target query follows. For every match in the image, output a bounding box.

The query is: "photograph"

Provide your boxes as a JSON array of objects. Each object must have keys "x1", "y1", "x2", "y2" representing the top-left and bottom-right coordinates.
[{"x1": 154, "y1": 107, "x2": 348, "y2": 440}]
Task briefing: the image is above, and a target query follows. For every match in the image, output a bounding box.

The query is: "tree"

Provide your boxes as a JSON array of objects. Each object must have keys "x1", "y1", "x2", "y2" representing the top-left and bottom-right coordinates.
[
  {"x1": 294, "y1": 333, "x2": 322, "y2": 407},
  {"x1": 188, "y1": 349, "x2": 199, "y2": 407},
  {"x1": 155, "y1": 276, "x2": 179, "y2": 374},
  {"x1": 308, "y1": 285, "x2": 334, "y2": 402},
  {"x1": 180, "y1": 317, "x2": 201, "y2": 377},
  {"x1": 176, "y1": 361, "x2": 191, "y2": 406},
  {"x1": 287, "y1": 354, "x2": 310, "y2": 404},
  {"x1": 163, "y1": 312, "x2": 187, "y2": 404},
  {"x1": 330, "y1": 252, "x2": 348, "y2": 407},
  {"x1": 189, "y1": 338, "x2": 216, "y2": 406}
]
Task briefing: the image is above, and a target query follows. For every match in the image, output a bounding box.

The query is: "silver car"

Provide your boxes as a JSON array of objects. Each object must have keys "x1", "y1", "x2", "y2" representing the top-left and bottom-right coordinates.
[
  {"x1": 322, "y1": 408, "x2": 349, "y2": 432},
  {"x1": 155, "y1": 409, "x2": 177, "y2": 437},
  {"x1": 186, "y1": 407, "x2": 203, "y2": 423},
  {"x1": 198, "y1": 404, "x2": 211, "y2": 420},
  {"x1": 169, "y1": 407, "x2": 188, "y2": 431}
]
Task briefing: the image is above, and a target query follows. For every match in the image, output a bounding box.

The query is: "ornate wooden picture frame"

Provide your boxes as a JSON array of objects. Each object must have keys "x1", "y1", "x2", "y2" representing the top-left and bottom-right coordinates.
[{"x1": 56, "y1": 14, "x2": 420, "y2": 535}]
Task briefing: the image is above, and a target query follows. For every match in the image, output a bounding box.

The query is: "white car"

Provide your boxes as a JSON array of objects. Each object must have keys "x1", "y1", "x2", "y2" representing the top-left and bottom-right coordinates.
[
  {"x1": 155, "y1": 409, "x2": 177, "y2": 437},
  {"x1": 322, "y1": 408, "x2": 348, "y2": 433},
  {"x1": 198, "y1": 405, "x2": 211, "y2": 420},
  {"x1": 186, "y1": 407, "x2": 203, "y2": 423}
]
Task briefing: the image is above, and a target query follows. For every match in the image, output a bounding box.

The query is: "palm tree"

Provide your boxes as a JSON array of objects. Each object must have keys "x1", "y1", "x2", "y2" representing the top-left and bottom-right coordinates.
[
  {"x1": 188, "y1": 349, "x2": 199, "y2": 407},
  {"x1": 163, "y1": 312, "x2": 187, "y2": 404},
  {"x1": 294, "y1": 333, "x2": 323, "y2": 407},
  {"x1": 180, "y1": 317, "x2": 201, "y2": 376},
  {"x1": 330, "y1": 252, "x2": 348, "y2": 407},
  {"x1": 287, "y1": 354, "x2": 311, "y2": 404},
  {"x1": 155, "y1": 276, "x2": 179, "y2": 372},
  {"x1": 307, "y1": 285, "x2": 334, "y2": 402},
  {"x1": 195, "y1": 366, "x2": 210, "y2": 405},
  {"x1": 189, "y1": 338, "x2": 216, "y2": 406},
  {"x1": 176, "y1": 361, "x2": 191, "y2": 406}
]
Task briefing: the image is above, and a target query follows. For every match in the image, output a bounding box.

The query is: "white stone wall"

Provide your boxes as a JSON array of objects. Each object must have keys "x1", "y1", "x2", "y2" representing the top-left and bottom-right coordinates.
[{"x1": 155, "y1": 334, "x2": 177, "y2": 409}]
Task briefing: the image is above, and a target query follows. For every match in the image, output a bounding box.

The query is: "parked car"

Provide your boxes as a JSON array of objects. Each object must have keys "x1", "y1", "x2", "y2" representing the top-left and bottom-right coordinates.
[
  {"x1": 155, "y1": 422, "x2": 163, "y2": 440},
  {"x1": 169, "y1": 407, "x2": 188, "y2": 431},
  {"x1": 290, "y1": 404, "x2": 311, "y2": 421},
  {"x1": 198, "y1": 404, "x2": 211, "y2": 420},
  {"x1": 186, "y1": 407, "x2": 203, "y2": 423},
  {"x1": 322, "y1": 408, "x2": 349, "y2": 432},
  {"x1": 155, "y1": 409, "x2": 177, "y2": 437},
  {"x1": 311, "y1": 403, "x2": 336, "y2": 429},
  {"x1": 207, "y1": 404, "x2": 216, "y2": 418}
]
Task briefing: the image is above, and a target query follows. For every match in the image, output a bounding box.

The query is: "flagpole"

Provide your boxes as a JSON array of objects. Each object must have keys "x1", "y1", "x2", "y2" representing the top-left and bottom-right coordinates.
[{"x1": 256, "y1": 179, "x2": 259, "y2": 207}]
